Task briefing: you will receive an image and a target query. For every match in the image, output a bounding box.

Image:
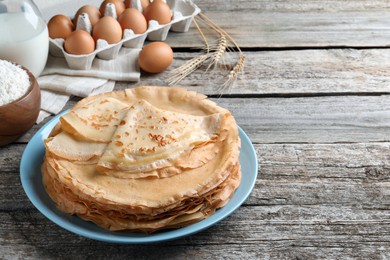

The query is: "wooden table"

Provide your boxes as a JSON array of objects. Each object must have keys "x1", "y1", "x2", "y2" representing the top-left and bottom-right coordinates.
[{"x1": 2, "y1": 0, "x2": 390, "y2": 258}]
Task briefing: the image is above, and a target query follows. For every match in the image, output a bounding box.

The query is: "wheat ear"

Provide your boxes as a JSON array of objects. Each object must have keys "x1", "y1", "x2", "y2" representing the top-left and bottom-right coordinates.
[
  {"x1": 222, "y1": 54, "x2": 245, "y2": 91},
  {"x1": 168, "y1": 54, "x2": 210, "y2": 85},
  {"x1": 197, "y1": 13, "x2": 245, "y2": 90},
  {"x1": 168, "y1": 18, "x2": 210, "y2": 85},
  {"x1": 197, "y1": 13, "x2": 243, "y2": 54},
  {"x1": 206, "y1": 33, "x2": 227, "y2": 71}
]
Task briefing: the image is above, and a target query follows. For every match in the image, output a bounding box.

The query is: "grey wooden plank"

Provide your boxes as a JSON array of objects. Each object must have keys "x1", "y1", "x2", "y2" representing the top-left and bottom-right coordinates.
[
  {"x1": 0, "y1": 145, "x2": 29, "y2": 210},
  {"x1": 225, "y1": 95, "x2": 390, "y2": 144},
  {"x1": 258, "y1": 143, "x2": 390, "y2": 180},
  {"x1": 193, "y1": 0, "x2": 390, "y2": 12},
  {"x1": 0, "y1": 206, "x2": 389, "y2": 259},
  {"x1": 122, "y1": 49, "x2": 390, "y2": 96},
  {"x1": 253, "y1": 142, "x2": 390, "y2": 206},
  {"x1": 165, "y1": 10, "x2": 390, "y2": 48},
  {"x1": 17, "y1": 94, "x2": 390, "y2": 144}
]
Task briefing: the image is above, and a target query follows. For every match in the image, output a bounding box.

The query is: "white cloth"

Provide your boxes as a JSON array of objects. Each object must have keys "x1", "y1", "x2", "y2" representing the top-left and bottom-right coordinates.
[{"x1": 37, "y1": 48, "x2": 141, "y2": 123}]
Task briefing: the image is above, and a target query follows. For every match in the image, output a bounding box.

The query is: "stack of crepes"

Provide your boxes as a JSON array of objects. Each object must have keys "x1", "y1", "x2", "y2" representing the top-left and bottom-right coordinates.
[{"x1": 42, "y1": 86, "x2": 241, "y2": 233}]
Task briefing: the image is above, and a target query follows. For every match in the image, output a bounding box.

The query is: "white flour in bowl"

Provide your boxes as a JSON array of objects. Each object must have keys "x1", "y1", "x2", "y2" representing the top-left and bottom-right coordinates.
[{"x1": 0, "y1": 60, "x2": 30, "y2": 106}]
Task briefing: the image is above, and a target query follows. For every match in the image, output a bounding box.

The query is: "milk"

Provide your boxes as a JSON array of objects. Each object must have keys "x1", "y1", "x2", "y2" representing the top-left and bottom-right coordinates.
[{"x1": 0, "y1": 12, "x2": 49, "y2": 77}]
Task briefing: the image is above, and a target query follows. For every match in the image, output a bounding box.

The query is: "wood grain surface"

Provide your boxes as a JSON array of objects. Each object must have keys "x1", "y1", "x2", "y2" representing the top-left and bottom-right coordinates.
[
  {"x1": 3, "y1": 0, "x2": 390, "y2": 259},
  {"x1": 165, "y1": 0, "x2": 390, "y2": 48}
]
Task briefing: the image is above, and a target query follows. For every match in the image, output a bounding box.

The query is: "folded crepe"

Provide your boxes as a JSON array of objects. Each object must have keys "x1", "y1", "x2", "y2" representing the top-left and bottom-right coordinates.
[
  {"x1": 96, "y1": 99, "x2": 224, "y2": 177},
  {"x1": 42, "y1": 86, "x2": 241, "y2": 233}
]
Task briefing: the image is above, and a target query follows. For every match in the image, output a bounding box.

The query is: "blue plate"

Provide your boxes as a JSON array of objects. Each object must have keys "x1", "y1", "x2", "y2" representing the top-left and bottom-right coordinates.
[{"x1": 20, "y1": 111, "x2": 258, "y2": 244}]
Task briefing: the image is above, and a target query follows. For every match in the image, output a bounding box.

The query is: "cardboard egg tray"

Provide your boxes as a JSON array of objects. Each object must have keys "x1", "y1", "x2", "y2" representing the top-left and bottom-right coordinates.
[{"x1": 48, "y1": 0, "x2": 201, "y2": 70}]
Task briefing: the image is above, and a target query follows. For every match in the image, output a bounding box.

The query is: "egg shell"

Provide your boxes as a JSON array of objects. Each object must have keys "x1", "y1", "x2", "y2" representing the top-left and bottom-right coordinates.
[
  {"x1": 138, "y1": 42, "x2": 173, "y2": 73},
  {"x1": 48, "y1": 14, "x2": 74, "y2": 39},
  {"x1": 144, "y1": 0, "x2": 172, "y2": 25},
  {"x1": 118, "y1": 8, "x2": 148, "y2": 34},
  {"x1": 74, "y1": 5, "x2": 101, "y2": 27},
  {"x1": 64, "y1": 30, "x2": 95, "y2": 55},
  {"x1": 124, "y1": 0, "x2": 130, "y2": 8},
  {"x1": 92, "y1": 16, "x2": 123, "y2": 44},
  {"x1": 100, "y1": 0, "x2": 126, "y2": 17}
]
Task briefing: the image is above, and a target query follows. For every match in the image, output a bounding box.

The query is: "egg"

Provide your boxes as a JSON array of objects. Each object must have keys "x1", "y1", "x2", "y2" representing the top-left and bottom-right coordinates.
[
  {"x1": 138, "y1": 42, "x2": 173, "y2": 73},
  {"x1": 118, "y1": 8, "x2": 147, "y2": 34},
  {"x1": 100, "y1": 0, "x2": 126, "y2": 17},
  {"x1": 48, "y1": 14, "x2": 74, "y2": 39},
  {"x1": 124, "y1": 0, "x2": 130, "y2": 8},
  {"x1": 125, "y1": 0, "x2": 150, "y2": 10},
  {"x1": 74, "y1": 5, "x2": 101, "y2": 27},
  {"x1": 64, "y1": 30, "x2": 95, "y2": 55},
  {"x1": 92, "y1": 16, "x2": 122, "y2": 44},
  {"x1": 143, "y1": 0, "x2": 172, "y2": 25}
]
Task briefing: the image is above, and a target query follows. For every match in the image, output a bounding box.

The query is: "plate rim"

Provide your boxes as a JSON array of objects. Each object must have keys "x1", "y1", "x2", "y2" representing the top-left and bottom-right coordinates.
[{"x1": 20, "y1": 110, "x2": 258, "y2": 244}]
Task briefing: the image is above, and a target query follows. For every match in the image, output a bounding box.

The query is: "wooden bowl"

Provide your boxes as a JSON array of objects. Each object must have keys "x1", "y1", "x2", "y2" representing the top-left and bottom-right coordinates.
[{"x1": 0, "y1": 67, "x2": 41, "y2": 146}]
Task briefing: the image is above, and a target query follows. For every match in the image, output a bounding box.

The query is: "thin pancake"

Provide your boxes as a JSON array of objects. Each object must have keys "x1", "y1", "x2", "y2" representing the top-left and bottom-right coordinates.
[
  {"x1": 97, "y1": 99, "x2": 224, "y2": 177},
  {"x1": 42, "y1": 157, "x2": 241, "y2": 232},
  {"x1": 60, "y1": 97, "x2": 130, "y2": 143},
  {"x1": 45, "y1": 131, "x2": 106, "y2": 161}
]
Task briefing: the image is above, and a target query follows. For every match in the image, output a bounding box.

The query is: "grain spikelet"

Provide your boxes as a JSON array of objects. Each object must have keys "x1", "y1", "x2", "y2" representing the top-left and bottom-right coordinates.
[
  {"x1": 168, "y1": 54, "x2": 210, "y2": 85},
  {"x1": 168, "y1": 18, "x2": 210, "y2": 85},
  {"x1": 221, "y1": 54, "x2": 245, "y2": 91},
  {"x1": 207, "y1": 34, "x2": 227, "y2": 71},
  {"x1": 197, "y1": 13, "x2": 246, "y2": 93},
  {"x1": 168, "y1": 13, "x2": 245, "y2": 91}
]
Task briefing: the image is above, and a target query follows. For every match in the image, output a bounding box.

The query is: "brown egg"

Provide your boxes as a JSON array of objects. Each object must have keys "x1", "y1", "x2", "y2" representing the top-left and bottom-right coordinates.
[
  {"x1": 100, "y1": 0, "x2": 126, "y2": 17},
  {"x1": 138, "y1": 42, "x2": 173, "y2": 73},
  {"x1": 48, "y1": 14, "x2": 74, "y2": 39},
  {"x1": 118, "y1": 8, "x2": 147, "y2": 34},
  {"x1": 143, "y1": 0, "x2": 172, "y2": 25},
  {"x1": 92, "y1": 16, "x2": 122, "y2": 44},
  {"x1": 64, "y1": 30, "x2": 95, "y2": 55},
  {"x1": 124, "y1": 0, "x2": 130, "y2": 9},
  {"x1": 74, "y1": 5, "x2": 101, "y2": 27},
  {"x1": 125, "y1": 0, "x2": 150, "y2": 10}
]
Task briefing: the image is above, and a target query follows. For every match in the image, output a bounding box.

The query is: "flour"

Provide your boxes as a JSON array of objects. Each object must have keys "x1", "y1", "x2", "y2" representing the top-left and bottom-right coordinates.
[{"x1": 0, "y1": 60, "x2": 30, "y2": 106}]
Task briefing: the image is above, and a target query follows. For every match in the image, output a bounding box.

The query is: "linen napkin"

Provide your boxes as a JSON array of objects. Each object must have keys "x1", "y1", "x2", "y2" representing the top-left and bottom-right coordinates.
[{"x1": 37, "y1": 47, "x2": 141, "y2": 123}]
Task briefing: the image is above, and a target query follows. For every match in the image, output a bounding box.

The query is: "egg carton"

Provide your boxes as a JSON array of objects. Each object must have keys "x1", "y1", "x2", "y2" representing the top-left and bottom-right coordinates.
[{"x1": 48, "y1": 0, "x2": 201, "y2": 70}]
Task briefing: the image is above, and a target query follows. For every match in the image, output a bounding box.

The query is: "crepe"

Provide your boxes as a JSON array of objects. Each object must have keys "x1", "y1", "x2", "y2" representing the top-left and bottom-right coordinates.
[
  {"x1": 45, "y1": 131, "x2": 106, "y2": 161},
  {"x1": 97, "y1": 99, "x2": 228, "y2": 178},
  {"x1": 42, "y1": 158, "x2": 240, "y2": 232},
  {"x1": 42, "y1": 86, "x2": 241, "y2": 233},
  {"x1": 60, "y1": 97, "x2": 130, "y2": 143}
]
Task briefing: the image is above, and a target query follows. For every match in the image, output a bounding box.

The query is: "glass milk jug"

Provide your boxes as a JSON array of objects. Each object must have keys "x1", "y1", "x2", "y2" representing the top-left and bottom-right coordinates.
[{"x1": 0, "y1": 0, "x2": 49, "y2": 77}]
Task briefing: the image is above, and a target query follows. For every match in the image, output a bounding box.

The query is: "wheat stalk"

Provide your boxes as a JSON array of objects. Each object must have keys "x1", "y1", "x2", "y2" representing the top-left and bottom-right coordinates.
[
  {"x1": 207, "y1": 33, "x2": 227, "y2": 71},
  {"x1": 168, "y1": 54, "x2": 210, "y2": 85},
  {"x1": 168, "y1": 12, "x2": 245, "y2": 92},
  {"x1": 197, "y1": 13, "x2": 243, "y2": 54},
  {"x1": 221, "y1": 54, "x2": 245, "y2": 91},
  {"x1": 168, "y1": 18, "x2": 210, "y2": 86},
  {"x1": 197, "y1": 13, "x2": 245, "y2": 92}
]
